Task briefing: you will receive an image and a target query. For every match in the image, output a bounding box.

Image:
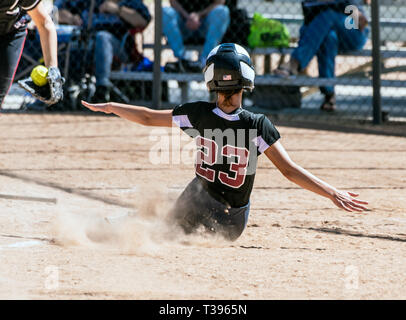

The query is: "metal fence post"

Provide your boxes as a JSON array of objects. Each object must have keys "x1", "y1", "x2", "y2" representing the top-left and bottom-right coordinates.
[
  {"x1": 152, "y1": 0, "x2": 163, "y2": 109},
  {"x1": 371, "y1": 0, "x2": 382, "y2": 124}
]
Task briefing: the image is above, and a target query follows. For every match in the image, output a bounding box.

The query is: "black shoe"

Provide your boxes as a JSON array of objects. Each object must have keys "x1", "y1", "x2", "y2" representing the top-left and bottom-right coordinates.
[
  {"x1": 91, "y1": 85, "x2": 111, "y2": 103},
  {"x1": 164, "y1": 61, "x2": 180, "y2": 73},
  {"x1": 180, "y1": 59, "x2": 202, "y2": 73},
  {"x1": 320, "y1": 92, "x2": 336, "y2": 112},
  {"x1": 164, "y1": 59, "x2": 202, "y2": 73}
]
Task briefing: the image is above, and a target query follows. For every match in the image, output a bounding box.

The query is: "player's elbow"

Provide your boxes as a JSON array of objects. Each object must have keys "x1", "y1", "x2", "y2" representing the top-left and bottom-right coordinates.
[
  {"x1": 140, "y1": 109, "x2": 156, "y2": 126},
  {"x1": 43, "y1": 15, "x2": 56, "y2": 31},
  {"x1": 279, "y1": 162, "x2": 300, "y2": 182},
  {"x1": 35, "y1": 14, "x2": 54, "y2": 33},
  {"x1": 142, "y1": 115, "x2": 153, "y2": 126}
]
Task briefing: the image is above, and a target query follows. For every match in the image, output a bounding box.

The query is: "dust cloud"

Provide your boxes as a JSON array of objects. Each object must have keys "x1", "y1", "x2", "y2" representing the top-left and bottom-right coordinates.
[{"x1": 51, "y1": 187, "x2": 229, "y2": 256}]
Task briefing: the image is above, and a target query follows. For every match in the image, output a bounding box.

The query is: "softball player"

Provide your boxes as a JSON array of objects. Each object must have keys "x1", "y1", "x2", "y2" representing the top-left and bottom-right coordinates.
[
  {"x1": 82, "y1": 43, "x2": 368, "y2": 241},
  {"x1": 0, "y1": 0, "x2": 63, "y2": 108}
]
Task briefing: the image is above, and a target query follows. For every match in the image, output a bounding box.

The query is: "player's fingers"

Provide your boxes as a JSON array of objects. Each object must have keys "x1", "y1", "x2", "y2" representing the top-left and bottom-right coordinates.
[
  {"x1": 337, "y1": 200, "x2": 353, "y2": 212},
  {"x1": 350, "y1": 200, "x2": 369, "y2": 210},
  {"x1": 341, "y1": 191, "x2": 368, "y2": 205},
  {"x1": 345, "y1": 201, "x2": 367, "y2": 212},
  {"x1": 352, "y1": 198, "x2": 369, "y2": 205},
  {"x1": 81, "y1": 100, "x2": 98, "y2": 107},
  {"x1": 346, "y1": 192, "x2": 369, "y2": 205},
  {"x1": 348, "y1": 192, "x2": 359, "y2": 197},
  {"x1": 81, "y1": 101, "x2": 101, "y2": 111},
  {"x1": 81, "y1": 100, "x2": 93, "y2": 108}
]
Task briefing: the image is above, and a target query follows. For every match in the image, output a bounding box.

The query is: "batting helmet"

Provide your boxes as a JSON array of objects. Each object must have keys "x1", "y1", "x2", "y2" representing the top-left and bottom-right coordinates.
[{"x1": 204, "y1": 43, "x2": 255, "y2": 92}]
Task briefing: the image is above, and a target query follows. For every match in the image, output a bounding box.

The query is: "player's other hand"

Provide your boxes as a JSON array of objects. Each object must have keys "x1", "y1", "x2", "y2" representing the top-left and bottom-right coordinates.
[
  {"x1": 81, "y1": 101, "x2": 112, "y2": 114},
  {"x1": 330, "y1": 190, "x2": 369, "y2": 212}
]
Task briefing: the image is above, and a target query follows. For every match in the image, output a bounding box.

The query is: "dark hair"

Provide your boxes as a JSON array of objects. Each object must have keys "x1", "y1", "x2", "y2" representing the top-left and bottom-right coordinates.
[{"x1": 218, "y1": 89, "x2": 242, "y2": 108}]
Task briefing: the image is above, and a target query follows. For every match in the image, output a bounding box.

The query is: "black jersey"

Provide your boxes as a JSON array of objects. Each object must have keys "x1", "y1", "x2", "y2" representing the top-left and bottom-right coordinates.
[
  {"x1": 173, "y1": 101, "x2": 280, "y2": 208},
  {"x1": 0, "y1": 0, "x2": 41, "y2": 35}
]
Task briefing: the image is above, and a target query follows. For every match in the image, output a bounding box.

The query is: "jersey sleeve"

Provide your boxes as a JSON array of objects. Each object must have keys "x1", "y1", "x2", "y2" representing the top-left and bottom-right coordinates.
[
  {"x1": 252, "y1": 115, "x2": 281, "y2": 153},
  {"x1": 172, "y1": 102, "x2": 203, "y2": 138},
  {"x1": 20, "y1": 0, "x2": 41, "y2": 11}
]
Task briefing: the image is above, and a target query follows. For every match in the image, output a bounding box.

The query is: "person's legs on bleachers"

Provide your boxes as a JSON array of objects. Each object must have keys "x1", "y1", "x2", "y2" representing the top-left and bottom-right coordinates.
[
  {"x1": 93, "y1": 30, "x2": 123, "y2": 102},
  {"x1": 291, "y1": 10, "x2": 342, "y2": 72},
  {"x1": 317, "y1": 29, "x2": 338, "y2": 111},
  {"x1": 162, "y1": 6, "x2": 186, "y2": 60},
  {"x1": 162, "y1": 6, "x2": 201, "y2": 73},
  {"x1": 336, "y1": 18, "x2": 369, "y2": 52},
  {"x1": 315, "y1": 13, "x2": 368, "y2": 111},
  {"x1": 278, "y1": 9, "x2": 364, "y2": 75},
  {"x1": 199, "y1": 5, "x2": 230, "y2": 67},
  {"x1": 276, "y1": 9, "x2": 369, "y2": 111}
]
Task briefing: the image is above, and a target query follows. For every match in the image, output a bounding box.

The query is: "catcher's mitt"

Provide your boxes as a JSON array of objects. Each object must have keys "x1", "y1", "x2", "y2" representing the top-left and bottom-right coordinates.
[{"x1": 18, "y1": 67, "x2": 65, "y2": 105}]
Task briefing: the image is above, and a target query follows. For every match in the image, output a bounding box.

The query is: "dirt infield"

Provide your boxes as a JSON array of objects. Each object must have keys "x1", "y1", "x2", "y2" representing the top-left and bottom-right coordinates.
[{"x1": 0, "y1": 112, "x2": 405, "y2": 299}]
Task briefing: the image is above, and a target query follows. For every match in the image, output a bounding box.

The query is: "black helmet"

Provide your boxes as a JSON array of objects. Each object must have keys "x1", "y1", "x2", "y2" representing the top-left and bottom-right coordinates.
[{"x1": 204, "y1": 43, "x2": 255, "y2": 93}]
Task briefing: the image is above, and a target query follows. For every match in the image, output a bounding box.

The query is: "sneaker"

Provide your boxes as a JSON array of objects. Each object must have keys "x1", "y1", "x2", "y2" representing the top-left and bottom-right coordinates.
[
  {"x1": 180, "y1": 59, "x2": 202, "y2": 73},
  {"x1": 164, "y1": 61, "x2": 180, "y2": 73},
  {"x1": 320, "y1": 92, "x2": 336, "y2": 112},
  {"x1": 91, "y1": 85, "x2": 110, "y2": 103},
  {"x1": 164, "y1": 59, "x2": 202, "y2": 73}
]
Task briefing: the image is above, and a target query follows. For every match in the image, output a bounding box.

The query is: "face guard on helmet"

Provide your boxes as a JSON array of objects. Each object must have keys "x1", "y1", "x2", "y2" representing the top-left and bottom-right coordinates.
[{"x1": 203, "y1": 43, "x2": 255, "y2": 93}]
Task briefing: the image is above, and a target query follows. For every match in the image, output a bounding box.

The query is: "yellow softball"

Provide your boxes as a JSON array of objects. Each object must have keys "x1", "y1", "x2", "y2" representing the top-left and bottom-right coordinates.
[{"x1": 31, "y1": 65, "x2": 49, "y2": 87}]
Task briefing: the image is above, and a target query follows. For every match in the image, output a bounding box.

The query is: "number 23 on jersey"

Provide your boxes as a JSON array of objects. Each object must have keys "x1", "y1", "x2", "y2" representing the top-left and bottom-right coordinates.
[{"x1": 195, "y1": 136, "x2": 250, "y2": 189}]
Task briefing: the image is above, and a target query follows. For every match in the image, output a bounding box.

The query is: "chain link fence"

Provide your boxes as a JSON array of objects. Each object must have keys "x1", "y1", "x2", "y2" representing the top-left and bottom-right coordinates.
[{"x1": 3, "y1": 0, "x2": 406, "y2": 125}]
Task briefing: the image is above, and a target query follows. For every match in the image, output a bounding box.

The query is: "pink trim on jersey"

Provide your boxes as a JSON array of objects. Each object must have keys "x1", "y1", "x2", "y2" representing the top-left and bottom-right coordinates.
[
  {"x1": 173, "y1": 115, "x2": 193, "y2": 128},
  {"x1": 212, "y1": 107, "x2": 242, "y2": 122},
  {"x1": 252, "y1": 136, "x2": 270, "y2": 153}
]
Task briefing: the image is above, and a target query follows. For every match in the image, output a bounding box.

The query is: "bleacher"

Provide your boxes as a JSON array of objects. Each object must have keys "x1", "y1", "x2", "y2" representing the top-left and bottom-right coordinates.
[{"x1": 110, "y1": 0, "x2": 406, "y2": 105}]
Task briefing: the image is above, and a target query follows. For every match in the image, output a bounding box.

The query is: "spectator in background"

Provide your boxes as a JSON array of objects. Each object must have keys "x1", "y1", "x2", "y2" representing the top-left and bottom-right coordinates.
[
  {"x1": 276, "y1": 0, "x2": 371, "y2": 111},
  {"x1": 55, "y1": 0, "x2": 151, "y2": 101},
  {"x1": 163, "y1": 0, "x2": 230, "y2": 72}
]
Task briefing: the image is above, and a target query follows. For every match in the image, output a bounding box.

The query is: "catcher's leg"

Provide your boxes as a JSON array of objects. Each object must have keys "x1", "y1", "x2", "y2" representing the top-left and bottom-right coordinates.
[{"x1": 0, "y1": 30, "x2": 27, "y2": 108}]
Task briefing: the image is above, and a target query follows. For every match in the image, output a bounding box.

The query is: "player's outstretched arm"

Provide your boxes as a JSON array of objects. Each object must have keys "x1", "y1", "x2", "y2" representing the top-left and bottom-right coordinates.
[
  {"x1": 81, "y1": 101, "x2": 173, "y2": 127},
  {"x1": 28, "y1": 2, "x2": 58, "y2": 68},
  {"x1": 264, "y1": 141, "x2": 369, "y2": 213}
]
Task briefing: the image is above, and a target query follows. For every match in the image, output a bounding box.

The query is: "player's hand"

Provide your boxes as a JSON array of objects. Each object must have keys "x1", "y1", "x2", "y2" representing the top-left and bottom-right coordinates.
[
  {"x1": 81, "y1": 101, "x2": 112, "y2": 114},
  {"x1": 330, "y1": 190, "x2": 369, "y2": 212}
]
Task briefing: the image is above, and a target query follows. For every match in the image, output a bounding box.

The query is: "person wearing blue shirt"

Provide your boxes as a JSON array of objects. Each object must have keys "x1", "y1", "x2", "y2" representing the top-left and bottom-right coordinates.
[
  {"x1": 276, "y1": 0, "x2": 371, "y2": 111},
  {"x1": 55, "y1": 0, "x2": 151, "y2": 101}
]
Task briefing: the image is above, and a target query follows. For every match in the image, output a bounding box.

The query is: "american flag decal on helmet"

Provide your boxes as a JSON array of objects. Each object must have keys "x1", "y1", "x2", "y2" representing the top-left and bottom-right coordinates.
[{"x1": 223, "y1": 75, "x2": 232, "y2": 81}]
